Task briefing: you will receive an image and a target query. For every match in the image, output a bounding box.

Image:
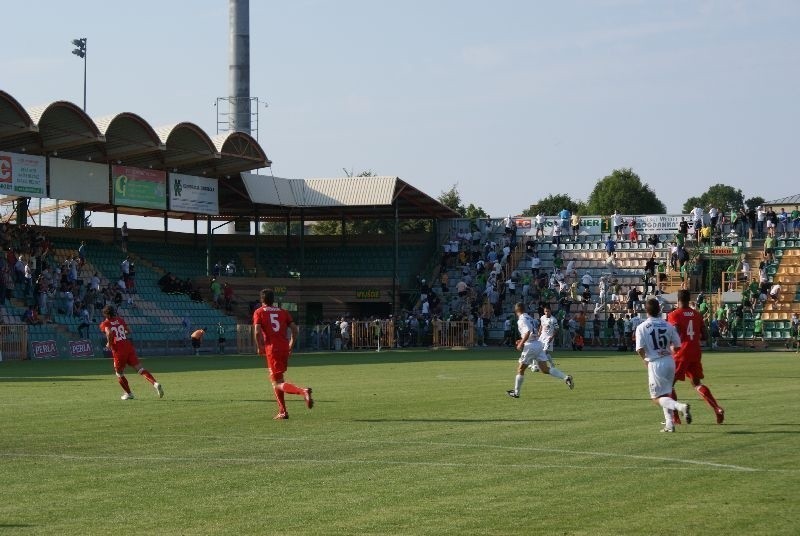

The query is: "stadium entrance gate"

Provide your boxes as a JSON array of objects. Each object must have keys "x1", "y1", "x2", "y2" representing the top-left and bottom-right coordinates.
[{"x1": 0, "y1": 325, "x2": 28, "y2": 361}]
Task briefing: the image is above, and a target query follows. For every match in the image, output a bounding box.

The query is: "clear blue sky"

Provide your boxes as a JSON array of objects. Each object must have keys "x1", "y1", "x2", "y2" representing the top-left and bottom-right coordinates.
[{"x1": 4, "y1": 0, "x2": 799, "y2": 221}]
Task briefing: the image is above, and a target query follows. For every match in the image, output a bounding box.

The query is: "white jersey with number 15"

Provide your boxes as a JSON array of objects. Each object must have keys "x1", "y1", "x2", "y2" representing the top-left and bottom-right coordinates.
[{"x1": 635, "y1": 317, "x2": 681, "y2": 362}]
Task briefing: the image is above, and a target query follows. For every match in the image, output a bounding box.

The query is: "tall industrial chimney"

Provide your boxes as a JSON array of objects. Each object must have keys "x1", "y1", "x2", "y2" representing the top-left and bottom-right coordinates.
[{"x1": 229, "y1": 0, "x2": 250, "y2": 134}]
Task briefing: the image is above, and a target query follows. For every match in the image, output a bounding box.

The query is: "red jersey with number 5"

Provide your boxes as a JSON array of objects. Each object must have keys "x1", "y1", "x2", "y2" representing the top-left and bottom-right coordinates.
[
  {"x1": 253, "y1": 305, "x2": 293, "y2": 355},
  {"x1": 99, "y1": 317, "x2": 134, "y2": 353},
  {"x1": 667, "y1": 307, "x2": 703, "y2": 361}
]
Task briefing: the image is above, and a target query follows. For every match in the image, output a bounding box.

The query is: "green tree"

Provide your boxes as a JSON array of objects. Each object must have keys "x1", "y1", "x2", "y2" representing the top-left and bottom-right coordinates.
[
  {"x1": 521, "y1": 194, "x2": 587, "y2": 217},
  {"x1": 261, "y1": 221, "x2": 303, "y2": 235},
  {"x1": 438, "y1": 184, "x2": 488, "y2": 218},
  {"x1": 745, "y1": 196, "x2": 765, "y2": 210},
  {"x1": 682, "y1": 183, "x2": 744, "y2": 213},
  {"x1": 586, "y1": 168, "x2": 666, "y2": 215}
]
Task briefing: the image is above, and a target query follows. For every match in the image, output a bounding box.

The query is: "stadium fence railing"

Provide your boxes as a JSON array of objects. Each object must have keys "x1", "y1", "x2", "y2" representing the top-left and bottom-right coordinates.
[
  {"x1": 1, "y1": 325, "x2": 28, "y2": 361},
  {"x1": 431, "y1": 320, "x2": 475, "y2": 348}
]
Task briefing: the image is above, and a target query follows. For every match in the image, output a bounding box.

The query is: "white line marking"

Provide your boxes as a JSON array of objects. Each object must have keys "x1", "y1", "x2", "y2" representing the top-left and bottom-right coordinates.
[
  {"x1": 0, "y1": 452, "x2": 787, "y2": 472},
  {"x1": 174, "y1": 434, "x2": 763, "y2": 472}
]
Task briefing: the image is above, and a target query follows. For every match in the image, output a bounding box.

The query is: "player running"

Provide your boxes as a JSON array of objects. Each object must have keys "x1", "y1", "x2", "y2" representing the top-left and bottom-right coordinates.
[
  {"x1": 667, "y1": 290, "x2": 725, "y2": 424},
  {"x1": 635, "y1": 298, "x2": 691, "y2": 432},
  {"x1": 507, "y1": 303, "x2": 573, "y2": 398},
  {"x1": 253, "y1": 288, "x2": 313, "y2": 420},
  {"x1": 99, "y1": 305, "x2": 164, "y2": 400}
]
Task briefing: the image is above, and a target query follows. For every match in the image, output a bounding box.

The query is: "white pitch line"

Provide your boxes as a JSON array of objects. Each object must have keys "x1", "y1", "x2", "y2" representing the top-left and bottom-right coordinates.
[
  {"x1": 0, "y1": 452, "x2": 774, "y2": 472},
  {"x1": 128, "y1": 433, "x2": 766, "y2": 473}
]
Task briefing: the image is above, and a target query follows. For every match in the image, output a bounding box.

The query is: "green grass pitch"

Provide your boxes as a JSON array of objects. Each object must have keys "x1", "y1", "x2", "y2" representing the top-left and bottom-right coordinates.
[{"x1": 0, "y1": 349, "x2": 797, "y2": 535}]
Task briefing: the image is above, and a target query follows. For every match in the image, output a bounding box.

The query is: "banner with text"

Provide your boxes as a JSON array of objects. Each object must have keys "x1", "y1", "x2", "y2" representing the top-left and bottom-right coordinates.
[
  {"x1": 169, "y1": 173, "x2": 219, "y2": 215},
  {"x1": 515, "y1": 214, "x2": 693, "y2": 236},
  {"x1": 112, "y1": 165, "x2": 166, "y2": 210},
  {"x1": 0, "y1": 151, "x2": 46, "y2": 197},
  {"x1": 31, "y1": 339, "x2": 59, "y2": 359},
  {"x1": 68, "y1": 339, "x2": 94, "y2": 358}
]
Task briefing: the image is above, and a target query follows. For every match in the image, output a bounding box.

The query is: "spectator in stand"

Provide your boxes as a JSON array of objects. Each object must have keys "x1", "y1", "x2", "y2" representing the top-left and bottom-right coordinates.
[
  {"x1": 78, "y1": 302, "x2": 91, "y2": 337},
  {"x1": 559, "y1": 207, "x2": 571, "y2": 236},
  {"x1": 611, "y1": 211, "x2": 623, "y2": 240},
  {"x1": 222, "y1": 282, "x2": 234, "y2": 313},
  {"x1": 210, "y1": 278, "x2": 222, "y2": 307},
  {"x1": 792, "y1": 205, "x2": 800, "y2": 238},
  {"x1": 77, "y1": 240, "x2": 87, "y2": 271},
  {"x1": 756, "y1": 205, "x2": 766, "y2": 239},
  {"x1": 764, "y1": 235, "x2": 776, "y2": 263},
  {"x1": 581, "y1": 272, "x2": 593, "y2": 293},
  {"x1": 120, "y1": 222, "x2": 129, "y2": 252},
  {"x1": 534, "y1": 213, "x2": 545, "y2": 239},
  {"x1": 765, "y1": 207, "x2": 777, "y2": 238},
  {"x1": 709, "y1": 206, "x2": 719, "y2": 231},
  {"x1": 769, "y1": 281, "x2": 782, "y2": 304},
  {"x1": 745, "y1": 204, "x2": 756, "y2": 240},
  {"x1": 551, "y1": 222, "x2": 561, "y2": 246},
  {"x1": 530, "y1": 252, "x2": 541, "y2": 279},
  {"x1": 647, "y1": 233, "x2": 659, "y2": 252},
  {"x1": 225, "y1": 259, "x2": 237, "y2": 276},
  {"x1": 23, "y1": 305, "x2": 43, "y2": 325},
  {"x1": 213, "y1": 260, "x2": 222, "y2": 278},
  {"x1": 691, "y1": 204, "x2": 704, "y2": 241},
  {"x1": 700, "y1": 223, "x2": 712, "y2": 245},
  {"x1": 627, "y1": 286, "x2": 642, "y2": 313},
  {"x1": 628, "y1": 218, "x2": 638, "y2": 242},
  {"x1": 570, "y1": 212, "x2": 580, "y2": 241}
]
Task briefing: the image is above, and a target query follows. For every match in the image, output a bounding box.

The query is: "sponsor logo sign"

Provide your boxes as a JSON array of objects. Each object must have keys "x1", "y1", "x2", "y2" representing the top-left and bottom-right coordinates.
[
  {"x1": 32, "y1": 339, "x2": 59, "y2": 359},
  {"x1": 68, "y1": 339, "x2": 94, "y2": 358},
  {"x1": 356, "y1": 289, "x2": 381, "y2": 299},
  {"x1": 169, "y1": 173, "x2": 219, "y2": 215},
  {"x1": 0, "y1": 151, "x2": 46, "y2": 197},
  {"x1": 112, "y1": 165, "x2": 167, "y2": 210}
]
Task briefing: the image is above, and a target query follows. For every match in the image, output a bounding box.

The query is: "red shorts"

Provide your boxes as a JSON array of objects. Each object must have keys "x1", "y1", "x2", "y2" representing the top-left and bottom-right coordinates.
[
  {"x1": 674, "y1": 357, "x2": 704, "y2": 381},
  {"x1": 265, "y1": 351, "x2": 288, "y2": 383},
  {"x1": 112, "y1": 346, "x2": 141, "y2": 373}
]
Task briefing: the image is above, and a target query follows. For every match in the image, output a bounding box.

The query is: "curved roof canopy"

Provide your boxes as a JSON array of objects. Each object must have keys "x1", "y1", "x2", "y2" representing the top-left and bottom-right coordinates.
[{"x1": 0, "y1": 90, "x2": 270, "y2": 175}]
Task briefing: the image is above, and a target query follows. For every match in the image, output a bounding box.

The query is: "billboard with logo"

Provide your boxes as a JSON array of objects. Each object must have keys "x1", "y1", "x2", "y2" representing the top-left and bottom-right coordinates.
[
  {"x1": 31, "y1": 339, "x2": 59, "y2": 359},
  {"x1": 0, "y1": 151, "x2": 46, "y2": 197},
  {"x1": 514, "y1": 214, "x2": 693, "y2": 236},
  {"x1": 169, "y1": 173, "x2": 219, "y2": 215},
  {"x1": 68, "y1": 339, "x2": 94, "y2": 358},
  {"x1": 111, "y1": 165, "x2": 166, "y2": 210}
]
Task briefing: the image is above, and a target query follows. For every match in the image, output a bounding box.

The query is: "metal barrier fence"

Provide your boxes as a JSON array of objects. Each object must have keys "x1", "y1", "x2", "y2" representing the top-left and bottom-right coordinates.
[
  {"x1": 0, "y1": 325, "x2": 28, "y2": 361},
  {"x1": 431, "y1": 320, "x2": 475, "y2": 348},
  {"x1": 350, "y1": 320, "x2": 395, "y2": 349}
]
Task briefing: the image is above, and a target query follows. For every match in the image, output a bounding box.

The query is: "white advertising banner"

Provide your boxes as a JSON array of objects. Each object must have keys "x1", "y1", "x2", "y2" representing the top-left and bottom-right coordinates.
[
  {"x1": 515, "y1": 214, "x2": 693, "y2": 236},
  {"x1": 169, "y1": 173, "x2": 219, "y2": 215},
  {"x1": 0, "y1": 151, "x2": 46, "y2": 197},
  {"x1": 49, "y1": 158, "x2": 109, "y2": 204}
]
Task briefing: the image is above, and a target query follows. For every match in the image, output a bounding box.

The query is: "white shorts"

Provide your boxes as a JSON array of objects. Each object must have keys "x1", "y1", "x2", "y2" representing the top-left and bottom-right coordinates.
[
  {"x1": 518, "y1": 340, "x2": 548, "y2": 366},
  {"x1": 647, "y1": 358, "x2": 675, "y2": 399},
  {"x1": 539, "y1": 337, "x2": 554, "y2": 353}
]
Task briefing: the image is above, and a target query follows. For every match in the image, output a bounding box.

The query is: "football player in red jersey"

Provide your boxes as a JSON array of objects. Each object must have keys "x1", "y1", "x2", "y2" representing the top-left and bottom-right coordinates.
[
  {"x1": 253, "y1": 289, "x2": 313, "y2": 420},
  {"x1": 667, "y1": 290, "x2": 725, "y2": 423},
  {"x1": 99, "y1": 305, "x2": 164, "y2": 400}
]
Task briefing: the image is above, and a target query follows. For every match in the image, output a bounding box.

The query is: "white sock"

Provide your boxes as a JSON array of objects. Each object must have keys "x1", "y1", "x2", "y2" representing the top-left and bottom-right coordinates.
[
  {"x1": 514, "y1": 374, "x2": 524, "y2": 393},
  {"x1": 658, "y1": 397, "x2": 678, "y2": 411},
  {"x1": 662, "y1": 407, "x2": 674, "y2": 428},
  {"x1": 549, "y1": 367, "x2": 567, "y2": 380}
]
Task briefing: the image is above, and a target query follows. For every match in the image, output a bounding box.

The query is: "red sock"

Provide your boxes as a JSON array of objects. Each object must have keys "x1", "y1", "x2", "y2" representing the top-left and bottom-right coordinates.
[
  {"x1": 696, "y1": 384, "x2": 721, "y2": 411},
  {"x1": 118, "y1": 376, "x2": 131, "y2": 394},
  {"x1": 273, "y1": 387, "x2": 286, "y2": 413},
  {"x1": 139, "y1": 369, "x2": 156, "y2": 385},
  {"x1": 281, "y1": 382, "x2": 305, "y2": 395}
]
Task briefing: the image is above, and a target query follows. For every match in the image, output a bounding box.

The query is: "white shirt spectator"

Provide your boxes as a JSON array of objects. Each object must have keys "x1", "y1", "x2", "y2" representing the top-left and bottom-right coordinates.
[
  {"x1": 535, "y1": 214, "x2": 544, "y2": 226},
  {"x1": 741, "y1": 261, "x2": 750, "y2": 278},
  {"x1": 692, "y1": 206, "x2": 703, "y2": 222},
  {"x1": 121, "y1": 258, "x2": 130, "y2": 275},
  {"x1": 531, "y1": 256, "x2": 541, "y2": 270},
  {"x1": 581, "y1": 273, "x2": 593, "y2": 287},
  {"x1": 611, "y1": 212, "x2": 622, "y2": 227},
  {"x1": 709, "y1": 207, "x2": 718, "y2": 218},
  {"x1": 770, "y1": 284, "x2": 782, "y2": 298},
  {"x1": 90, "y1": 274, "x2": 100, "y2": 291},
  {"x1": 757, "y1": 208, "x2": 766, "y2": 222},
  {"x1": 225, "y1": 261, "x2": 236, "y2": 276}
]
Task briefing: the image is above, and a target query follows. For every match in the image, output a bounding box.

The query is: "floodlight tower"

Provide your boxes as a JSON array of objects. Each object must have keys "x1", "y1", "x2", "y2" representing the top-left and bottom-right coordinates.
[{"x1": 71, "y1": 38, "x2": 87, "y2": 112}]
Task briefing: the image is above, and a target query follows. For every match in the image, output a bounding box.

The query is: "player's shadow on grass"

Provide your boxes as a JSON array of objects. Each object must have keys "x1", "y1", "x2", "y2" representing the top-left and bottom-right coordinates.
[{"x1": 353, "y1": 418, "x2": 581, "y2": 423}]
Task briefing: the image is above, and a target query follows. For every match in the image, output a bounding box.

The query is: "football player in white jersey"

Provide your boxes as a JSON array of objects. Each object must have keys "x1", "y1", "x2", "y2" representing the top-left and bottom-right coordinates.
[
  {"x1": 507, "y1": 303, "x2": 574, "y2": 398},
  {"x1": 634, "y1": 298, "x2": 692, "y2": 432},
  {"x1": 538, "y1": 304, "x2": 559, "y2": 351}
]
